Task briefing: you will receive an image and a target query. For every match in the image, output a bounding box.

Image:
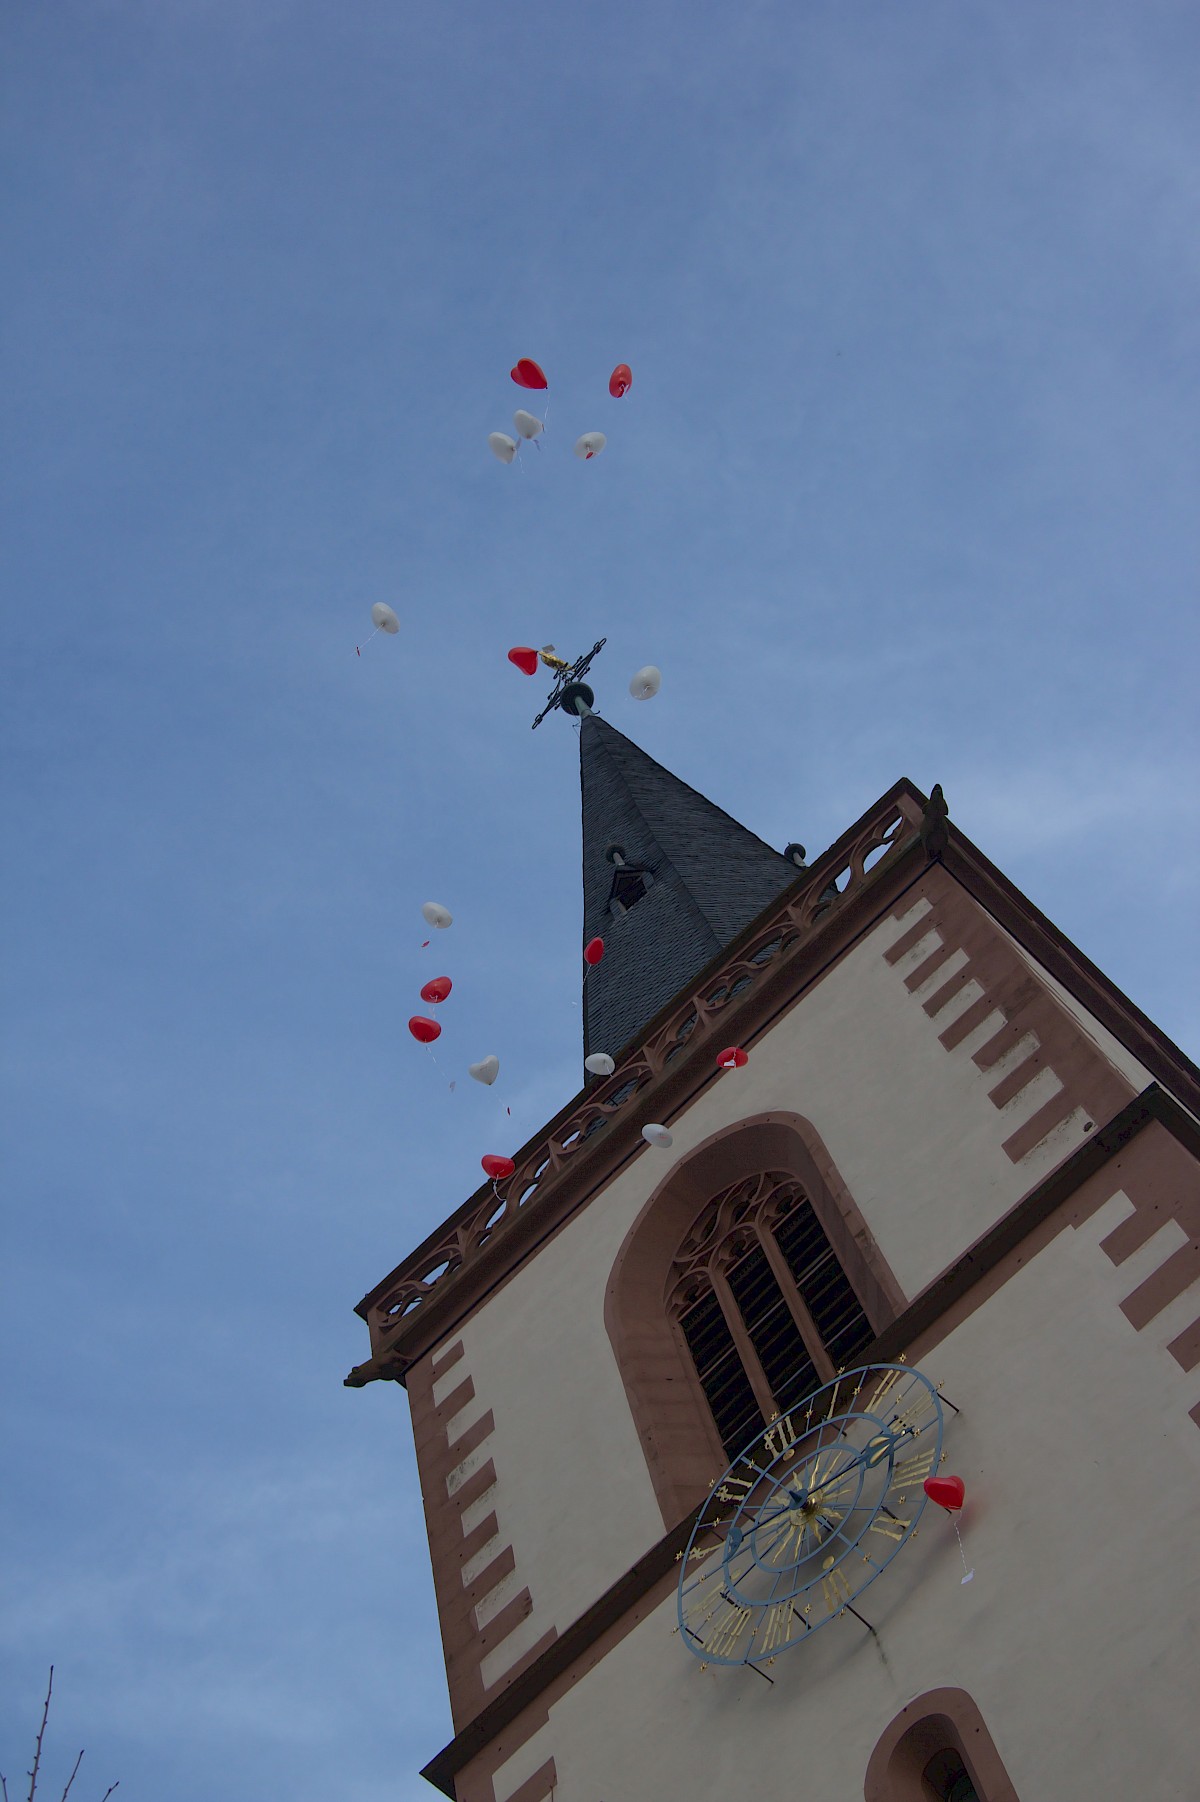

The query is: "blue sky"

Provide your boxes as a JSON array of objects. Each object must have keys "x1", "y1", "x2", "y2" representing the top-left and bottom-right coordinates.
[{"x1": 2, "y1": 2, "x2": 1197, "y2": 1796}]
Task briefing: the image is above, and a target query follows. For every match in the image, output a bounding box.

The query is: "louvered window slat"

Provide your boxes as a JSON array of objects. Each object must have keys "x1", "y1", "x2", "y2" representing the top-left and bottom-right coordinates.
[
  {"x1": 680, "y1": 1288, "x2": 765, "y2": 1457},
  {"x1": 672, "y1": 1176, "x2": 881, "y2": 1459},
  {"x1": 726, "y1": 1246, "x2": 818, "y2": 1410},
  {"x1": 776, "y1": 1202, "x2": 872, "y2": 1355}
]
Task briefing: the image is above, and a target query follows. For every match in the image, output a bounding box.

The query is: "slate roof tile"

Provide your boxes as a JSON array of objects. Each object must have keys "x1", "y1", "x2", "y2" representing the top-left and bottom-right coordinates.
[{"x1": 579, "y1": 715, "x2": 799, "y2": 1066}]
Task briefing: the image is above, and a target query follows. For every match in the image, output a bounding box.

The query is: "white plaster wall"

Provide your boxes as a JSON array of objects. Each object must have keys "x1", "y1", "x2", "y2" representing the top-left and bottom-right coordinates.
[
  {"x1": 514, "y1": 1206, "x2": 1200, "y2": 1802},
  {"x1": 443, "y1": 895, "x2": 1128, "y2": 1666}
]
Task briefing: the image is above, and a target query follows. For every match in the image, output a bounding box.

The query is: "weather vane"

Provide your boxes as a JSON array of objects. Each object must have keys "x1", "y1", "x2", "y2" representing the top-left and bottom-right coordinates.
[{"x1": 531, "y1": 637, "x2": 607, "y2": 729}]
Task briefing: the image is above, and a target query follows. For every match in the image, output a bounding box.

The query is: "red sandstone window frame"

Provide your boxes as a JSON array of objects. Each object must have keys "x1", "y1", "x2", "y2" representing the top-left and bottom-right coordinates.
[{"x1": 605, "y1": 1112, "x2": 908, "y2": 1526}]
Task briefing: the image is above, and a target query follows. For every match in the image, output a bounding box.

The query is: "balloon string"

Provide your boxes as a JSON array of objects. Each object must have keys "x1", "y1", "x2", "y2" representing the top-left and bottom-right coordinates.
[
  {"x1": 357, "y1": 626, "x2": 381, "y2": 658},
  {"x1": 952, "y1": 1517, "x2": 974, "y2": 1584}
]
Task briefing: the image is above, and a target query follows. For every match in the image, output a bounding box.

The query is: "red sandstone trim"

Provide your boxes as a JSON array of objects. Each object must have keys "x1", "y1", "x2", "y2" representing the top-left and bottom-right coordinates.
[
  {"x1": 505, "y1": 1759, "x2": 558, "y2": 1802},
  {"x1": 446, "y1": 1410, "x2": 497, "y2": 1470},
  {"x1": 457, "y1": 1512, "x2": 501, "y2": 1569},
  {"x1": 885, "y1": 870, "x2": 1135, "y2": 1168},
  {"x1": 1167, "y1": 1317, "x2": 1200, "y2": 1372},
  {"x1": 1120, "y1": 1242, "x2": 1200, "y2": 1330},
  {"x1": 462, "y1": 1547, "x2": 516, "y2": 1612},
  {"x1": 431, "y1": 1340, "x2": 465, "y2": 1382},
  {"x1": 408, "y1": 1342, "x2": 553, "y2": 1734},
  {"x1": 478, "y1": 1590, "x2": 533, "y2": 1656}
]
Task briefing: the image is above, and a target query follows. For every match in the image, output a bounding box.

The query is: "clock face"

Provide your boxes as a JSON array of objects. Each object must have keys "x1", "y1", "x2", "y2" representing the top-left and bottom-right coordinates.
[{"x1": 677, "y1": 1363, "x2": 945, "y2": 1666}]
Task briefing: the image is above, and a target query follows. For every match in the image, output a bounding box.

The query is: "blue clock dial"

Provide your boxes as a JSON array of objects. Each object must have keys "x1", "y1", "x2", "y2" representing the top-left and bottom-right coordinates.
[{"x1": 677, "y1": 1363, "x2": 945, "y2": 1666}]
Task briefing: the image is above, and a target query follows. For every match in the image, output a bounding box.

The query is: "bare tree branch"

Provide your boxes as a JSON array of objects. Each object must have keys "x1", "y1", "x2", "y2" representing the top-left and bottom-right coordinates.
[
  {"x1": 7, "y1": 1667, "x2": 117, "y2": 1802},
  {"x1": 27, "y1": 1668, "x2": 53, "y2": 1802},
  {"x1": 57, "y1": 1752, "x2": 84, "y2": 1802}
]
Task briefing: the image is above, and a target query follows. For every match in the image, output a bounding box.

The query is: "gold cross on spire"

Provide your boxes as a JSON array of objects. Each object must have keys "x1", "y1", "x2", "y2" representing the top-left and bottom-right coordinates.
[{"x1": 531, "y1": 637, "x2": 607, "y2": 729}]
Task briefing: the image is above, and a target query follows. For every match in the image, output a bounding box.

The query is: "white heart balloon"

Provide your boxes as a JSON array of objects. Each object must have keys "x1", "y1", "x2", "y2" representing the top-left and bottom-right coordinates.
[
  {"x1": 421, "y1": 901, "x2": 453, "y2": 929},
  {"x1": 574, "y1": 431, "x2": 607, "y2": 460},
  {"x1": 488, "y1": 432, "x2": 518, "y2": 464},
  {"x1": 629, "y1": 665, "x2": 661, "y2": 700},
  {"x1": 371, "y1": 602, "x2": 400, "y2": 634},
  {"x1": 584, "y1": 1053, "x2": 616, "y2": 1077},
  {"x1": 468, "y1": 1056, "x2": 500, "y2": 1086},
  {"x1": 513, "y1": 409, "x2": 543, "y2": 440},
  {"x1": 642, "y1": 1124, "x2": 673, "y2": 1149}
]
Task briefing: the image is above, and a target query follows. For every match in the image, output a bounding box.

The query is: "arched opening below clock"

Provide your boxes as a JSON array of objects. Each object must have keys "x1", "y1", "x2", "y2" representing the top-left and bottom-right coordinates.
[{"x1": 864, "y1": 1689, "x2": 1019, "y2": 1802}]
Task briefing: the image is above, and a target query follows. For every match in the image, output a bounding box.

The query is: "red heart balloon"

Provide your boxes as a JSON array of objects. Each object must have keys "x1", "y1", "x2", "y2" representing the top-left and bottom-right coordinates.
[
  {"x1": 609, "y1": 363, "x2": 632, "y2": 398},
  {"x1": 924, "y1": 1475, "x2": 965, "y2": 1512},
  {"x1": 508, "y1": 646, "x2": 540, "y2": 676},
  {"x1": 420, "y1": 976, "x2": 452, "y2": 1004},
  {"x1": 716, "y1": 1046, "x2": 748, "y2": 1069},
  {"x1": 408, "y1": 1015, "x2": 442, "y2": 1044},
  {"x1": 511, "y1": 358, "x2": 548, "y2": 390},
  {"x1": 481, "y1": 1153, "x2": 515, "y2": 1180},
  {"x1": 584, "y1": 937, "x2": 605, "y2": 966}
]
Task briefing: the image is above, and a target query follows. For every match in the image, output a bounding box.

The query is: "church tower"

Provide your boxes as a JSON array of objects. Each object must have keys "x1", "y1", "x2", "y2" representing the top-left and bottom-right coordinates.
[{"x1": 347, "y1": 681, "x2": 1200, "y2": 1802}]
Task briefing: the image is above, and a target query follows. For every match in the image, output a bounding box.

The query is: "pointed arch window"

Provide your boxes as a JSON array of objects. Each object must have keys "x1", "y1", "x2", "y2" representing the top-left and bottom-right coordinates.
[
  {"x1": 606, "y1": 1113, "x2": 906, "y2": 1525},
  {"x1": 666, "y1": 1171, "x2": 876, "y2": 1457}
]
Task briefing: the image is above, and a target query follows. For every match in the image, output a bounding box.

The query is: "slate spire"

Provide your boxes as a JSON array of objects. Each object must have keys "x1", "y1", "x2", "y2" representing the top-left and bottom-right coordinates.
[{"x1": 579, "y1": 714, "x2": 799, "y2": 1064}]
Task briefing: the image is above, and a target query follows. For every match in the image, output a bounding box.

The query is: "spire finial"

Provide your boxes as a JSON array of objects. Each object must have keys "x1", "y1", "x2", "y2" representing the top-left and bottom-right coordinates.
[{"x1": 531, "y1": 638, "x2": 607, "y2": 729}]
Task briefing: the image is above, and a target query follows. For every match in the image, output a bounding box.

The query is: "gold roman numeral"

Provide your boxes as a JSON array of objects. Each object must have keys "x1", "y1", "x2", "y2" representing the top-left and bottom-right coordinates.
[
  {"x1": 716, "y1": 1473, "x2": 756, "y2": 1506},
  {"x1": 863, "y1": 1366, "x2": 905, "y2": 1413},
  {"x1": 891, "y1": 1395, "x2": 933, "y2": 1435},
  {"x1": 890, "y1": 1445, "x2": 937, "y2": 1489},
  {"x1": 763, "y1": 1413, "x2": 798, "y2": 1460},
  {"x1": 684, "y1": 1580, "x2": 725, "y2": 1636},
  {"x1": 707, "y1": 1602, "x2": 753, "y2": 1658},
  {"x1": 756, "y1": 1601, "x2": 796, "y2": 1653},
  {"x1": 825, "y1": 1377, "x2": 849, "y2": 1421},
  {"x1": 820, "y1": 1560, "x2": 852, "y2": 1615},
  {"x1": 868, "y1": 1512, "x2": 911, "y2": 1543}
]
